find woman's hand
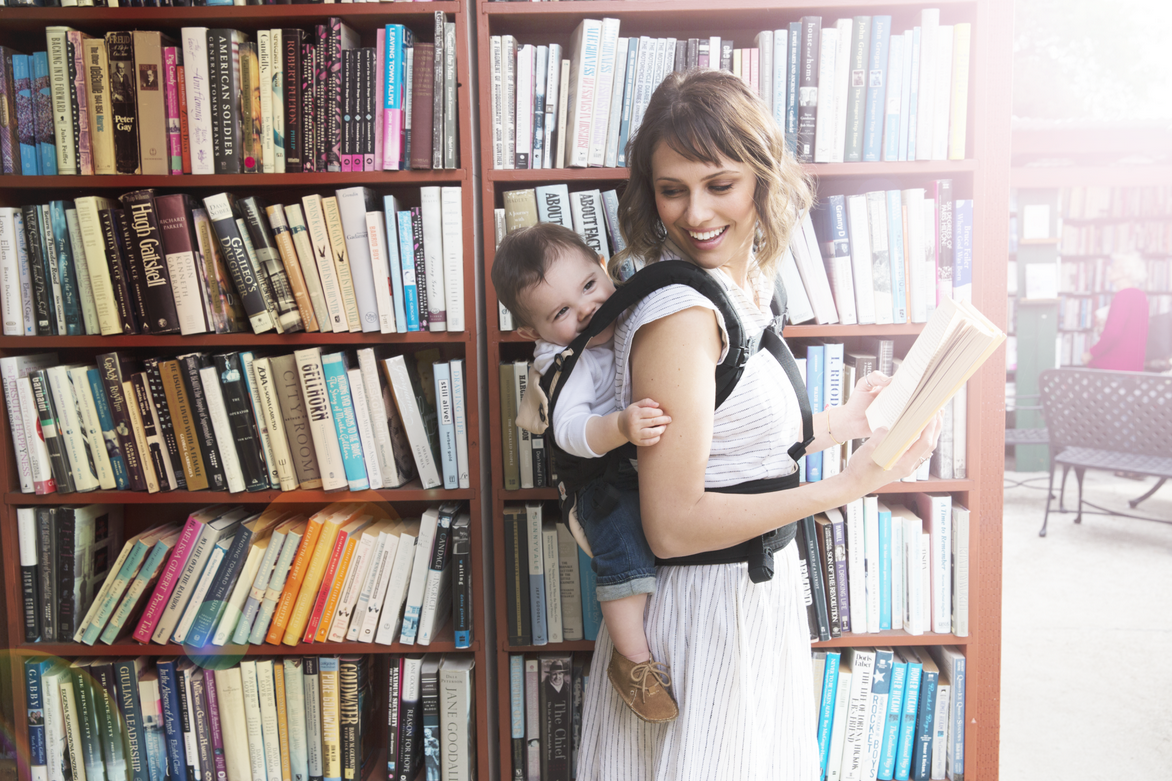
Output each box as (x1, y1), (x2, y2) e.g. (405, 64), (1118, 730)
(831, 371), (892, 441)
(842, 411), (944, 495)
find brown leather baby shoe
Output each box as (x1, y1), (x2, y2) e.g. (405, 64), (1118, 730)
(607, 648), (679, 723)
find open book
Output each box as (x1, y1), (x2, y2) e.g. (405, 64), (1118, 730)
(866, 297), (1005, 469)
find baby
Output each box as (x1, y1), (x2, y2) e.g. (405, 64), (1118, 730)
(492, 222), (678, 723)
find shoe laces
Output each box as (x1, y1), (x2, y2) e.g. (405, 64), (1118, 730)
(630, 660), (672, 702)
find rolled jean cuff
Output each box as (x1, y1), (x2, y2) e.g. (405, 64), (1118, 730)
(596, 575), (656, 603)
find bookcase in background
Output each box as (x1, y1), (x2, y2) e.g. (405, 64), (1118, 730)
(0, 5), (491, 781)
(478, 1), (1011, 779)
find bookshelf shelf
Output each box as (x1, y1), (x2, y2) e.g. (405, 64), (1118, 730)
(0, 3), (492, 781)
(479, 0), (1009, 778)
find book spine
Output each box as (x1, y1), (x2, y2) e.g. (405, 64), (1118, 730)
(321, 352), (368, 490)
(31, 52), (56, 175)
(321, 196), (362, 332)
(294, 347), (347, 492)
(202, 193), (276, 334)
(238, 196), (302, 333)
(251, 357), (297, 492)
(96, 208), (136, 333)
(103, 31), (139, 174)
(132, 371), (173, 491)
(325, 18), (345, 172)
(181, 28), (213, 175)
(202, 671), (228, 781)
(119, 190), (180, 333)
(283, 30), (302, 172)
(11, 209), (36, 335)
(345, 367), (384, 491)
(419, 187), (447, 331)
(20, 207), (50, 335)
(267, 204), (322, 332)
(41, 204), (66, 335)
(207, 30), (242, 174)
(46, 29), (77, 175)
(862, 17), (891, 162)
(30, 371), (75, 493)
(11, 54), (37, 175)
(18, 510), (40, 640)
(154, 194), (209, 335)
(62, 208), (98, 334)
(795, 17), (821, 162)
(334, 187), (380, 333)
(164, 47), (183, 174)
(396, 210), (420, 331)
(157, 661), (189, 781)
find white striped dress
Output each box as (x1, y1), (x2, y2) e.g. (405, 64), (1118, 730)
(575, 263), (821, 781)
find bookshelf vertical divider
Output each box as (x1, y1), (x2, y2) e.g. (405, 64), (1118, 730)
(0, 4), (492, 781)
(476, 1), (1010, 780)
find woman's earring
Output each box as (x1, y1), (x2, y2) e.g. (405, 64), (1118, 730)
(653, 218), (667, 241)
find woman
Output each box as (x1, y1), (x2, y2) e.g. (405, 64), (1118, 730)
(575, 70), (942, 780)
(1082, 252), (1149, 371)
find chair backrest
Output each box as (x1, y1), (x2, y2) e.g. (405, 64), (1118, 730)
(1147, 310), (1172, 360)
(1038, 368), (1172, 459)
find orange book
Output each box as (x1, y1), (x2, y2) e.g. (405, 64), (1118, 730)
(282, 506), (366, 646)
(273, 659), (292, 781)
(265, 509), (329, 645)
(308, 514), (374, 643)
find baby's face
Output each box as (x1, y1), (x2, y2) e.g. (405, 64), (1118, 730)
(519, 248), (616, 348)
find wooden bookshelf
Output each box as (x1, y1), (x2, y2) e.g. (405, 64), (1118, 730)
(477, 1), (1010, 780)
(0, 5), (490, 781)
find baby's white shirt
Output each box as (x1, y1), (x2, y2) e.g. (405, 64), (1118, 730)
(532, 338), (618, 459)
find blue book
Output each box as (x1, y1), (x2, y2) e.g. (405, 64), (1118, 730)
(817, 651), (840, 775)
(525, 503), (548, 646)
(155, 659), (188, 781)
(396, 210), (420, 331)
(13, 54), (38, 175)
(49, 201), (83, 335)
(32, 53), (56, 176)
(912, 654), (939, 781)
(509, 655), (525, 743)
(578, 546), (602, 642)
(805, 344), (825, 481)
(25, 659), (52, 781)
(878, 503), (892, 630)
(878, 658), (908, 779)
(616, 38), (640, 168)
(785, 22), (802, 153)
(187, 523), (258, 648)
(906, 28), (921, 161)
(886, 190), (907, 323)
(953, 200), (974, 303)
(87, 367), (131, 489)
(895, 656), (923, 780)
(321, 351), (369, 491)
(382, 198), (408, 332)
(432, 361), (458, 489)
(862, 16), (892, 162)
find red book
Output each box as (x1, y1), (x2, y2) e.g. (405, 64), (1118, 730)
(301, 526), (351, 643)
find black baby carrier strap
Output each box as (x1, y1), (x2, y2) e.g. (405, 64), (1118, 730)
(539, 260), (814, 583)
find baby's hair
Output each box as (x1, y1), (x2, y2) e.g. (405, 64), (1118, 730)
(492, 222), (601, 328)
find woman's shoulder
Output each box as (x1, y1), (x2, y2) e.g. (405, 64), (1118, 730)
(618, 284), (726, 340)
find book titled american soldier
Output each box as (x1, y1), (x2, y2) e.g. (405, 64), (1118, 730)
(119, 190), (180, 334)
(106, 32), (141, 175)
(207, 30), (244, 175)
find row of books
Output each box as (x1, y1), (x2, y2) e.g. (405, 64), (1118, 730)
(2, 347), (467, 496)
(1058, 221), (1172, 257)
(815, 645), (965, 781)
(793, 493), (969, 646)
(502, 503), (602, 648)
(1057, 331), (1092, 368)
(1062, 185), (1172, 221)
(24, 653), (476, 781)
(506, 653), (588, 781)
(18, 500), (473, 649)
(0, 16), (458, 176)
(0, 185), (465, 338)
(489, 10), (971, 171)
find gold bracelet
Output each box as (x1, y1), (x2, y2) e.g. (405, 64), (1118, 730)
(826, 410), (844, 446)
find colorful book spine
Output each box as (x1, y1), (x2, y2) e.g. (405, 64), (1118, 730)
(805, 344), (825, 481)
(26, 659), (52, 781)
(320, 352), (368, 491)
(817, 651), (841, 777)
(878, 658), (908, 780)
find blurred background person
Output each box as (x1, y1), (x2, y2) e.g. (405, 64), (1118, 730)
(1082, 252), (1150, 371)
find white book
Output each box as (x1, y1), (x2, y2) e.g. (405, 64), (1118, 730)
(440, 187), (464, 332)
(282, 659), (309, 781)
(419, 187), (448, 331)
(844, 498), (867, 635)
(373, 526), (417, 645)
(900, 30), (916, 162)
(791, 214), (838, 325)
(863, 650), (894, 781)
(182, 28), (215, 175)
(18, 377), (54, 494)
(922, 198), (937, 320)
(383, 354), (441, 489)
(67, 366), (116, 490)
(45, 29), (77, 175)
(12, 209), (35, 334)
(916, 492), (953, 634)
(214, 667), (253, 781)
(303, 660), (322, 781)
(588, 18), (622, 167)
(502, 36), (517, 170)
(825, 667), (853, 781)
(541, 521), (563, 644)
(921, 531), (932, 632)
(903, 188), (929, 323)
(380, 196), (408, 333)
(438, 657), (476, 781)
(358, 528), (403, 642)
(756, 30), (773, 113)
(172, 534), (232, 644)
(293, 347), (347, 492)
(47, 365), (99, 492)
(418, 508), (456, 645)
(555, 57), (570, 168)
(326, 527), (378, 642)
(240, 352), (279, 490)
(839, 647), (876, 781)
(199, 365), (247, 493)
(334, 187), (380, 332)
(888, 507), (904, 632)
(543, 44), (562, 170)
(915, 10), (939, 162)
(250, 357), (298, 492)
(364, 211), (396, 334)
(63, 209), (99, 334)
(843, 194), (876, 325)
(269, 204), (328, 329)
(813, 27), (839, 163)
(238, 661), (269, 781)
(882, 33), (905, 162)
(832, 20), (852, 163)
(42, 665), (69, 781)
(270, 28), (285, 173)
(356, 348), (407, 488)
(258, 30), (274, 173)
(954, 382), (967, 478)
(862, 495), (881, 633)
(489, 36), (504, 168)
(152, 511), (245, 644)
(212, 542), (265, 646)
(255, 660), (283, 781)
(932, 25), (954, 161)
(931, 682), (952, 780)
(398, 507), (441, 645)
(514, 44), (534, 169)
(346, 367), (385, 489)
(865, 191), (894, 325)
(778, 248), (815, 325)
(296, 198), (348, 333)
(902, 512), (924, 635)
(570, 189), (610, 259)
(949, 25), (971, 161)
(449, 359), (470, 489)
(603, 37), (627, 168)
(346, 529), (393, 641)
(565, 19), (604, 168)
(951, 503), (969, 637)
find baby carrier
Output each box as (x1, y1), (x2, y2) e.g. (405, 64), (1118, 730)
(516, 260), (814, 584)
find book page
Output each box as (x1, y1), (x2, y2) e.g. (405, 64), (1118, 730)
(866, 297), (960, 430)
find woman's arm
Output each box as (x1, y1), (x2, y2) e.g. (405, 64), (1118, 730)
(632, 307), (941, 559)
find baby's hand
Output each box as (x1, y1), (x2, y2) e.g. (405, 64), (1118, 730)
(618, 399), (671, 447)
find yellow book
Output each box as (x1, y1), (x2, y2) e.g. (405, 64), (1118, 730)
(266, 508), (331, 645)
(319, 657), (341, 781)
(282, 510), (354, 645)
(949, 24), (971, 161)
(273, 660), (293, 781)
(313, 515), (374, 643)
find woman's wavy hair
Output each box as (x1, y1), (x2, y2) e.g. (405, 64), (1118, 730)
(613, 69), (813, 281)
